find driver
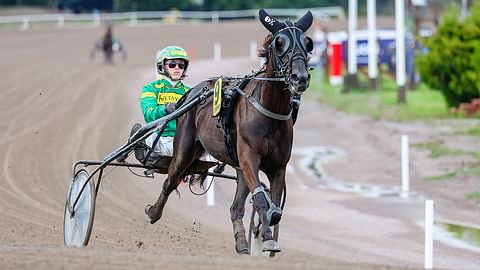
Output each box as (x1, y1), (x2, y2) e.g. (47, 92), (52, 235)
(128, 45), (191, 164)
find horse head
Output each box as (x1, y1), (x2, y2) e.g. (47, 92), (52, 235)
(259, 9), (314, 95)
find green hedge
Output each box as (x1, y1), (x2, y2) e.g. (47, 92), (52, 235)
(416, 5), (480, 108)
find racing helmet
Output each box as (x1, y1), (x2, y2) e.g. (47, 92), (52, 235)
(156, 46), (189, 80)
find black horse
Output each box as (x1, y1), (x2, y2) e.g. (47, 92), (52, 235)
(145, 9), (313, 254)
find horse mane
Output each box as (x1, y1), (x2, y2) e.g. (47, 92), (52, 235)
(258, 34), (272, 59)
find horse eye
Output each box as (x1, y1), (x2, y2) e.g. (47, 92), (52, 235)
(304, 37), (314, 53)
(275, 36), (285, 50)
(273, 34), (290, 55)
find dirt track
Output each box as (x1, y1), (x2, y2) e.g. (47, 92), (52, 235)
(0, 21), (479, 269)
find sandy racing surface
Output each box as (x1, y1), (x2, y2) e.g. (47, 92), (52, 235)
(0, 21), (479, 269)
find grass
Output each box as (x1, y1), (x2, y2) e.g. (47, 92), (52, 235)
(411, 141), (469, 158)
(463, 166), (480, 176)
(425, 166), (480, 181)
(410, 140), (480, 181)
(404, 138), (480, 181)
(466, 191), (480, 200)
(309, 69), (454, 121)
(456, 126), (480, 138)
(425, 171), (457, 181)
(412, 140), (480, 160)
(424, 166), (480, 181)
(424, 160), (480, 181)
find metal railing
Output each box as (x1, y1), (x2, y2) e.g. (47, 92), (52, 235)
(0, 7), (344, 30)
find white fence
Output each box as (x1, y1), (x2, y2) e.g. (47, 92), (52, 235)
(0, 7), (344, 30)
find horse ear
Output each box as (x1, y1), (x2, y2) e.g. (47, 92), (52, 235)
(295, 11), (313, 32)
(259, 9), (284, 34)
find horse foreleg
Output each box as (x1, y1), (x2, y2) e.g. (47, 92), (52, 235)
(251, 188), (281, 252)
(145, 176), (180, 224)
(251, 189), (272, 239)
(230, 169), (250, 254)
(239, 155), (280, 252)
(266, 168), (286, 226)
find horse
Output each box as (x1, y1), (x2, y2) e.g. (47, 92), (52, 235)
(90, 24), (127, 64)
(101, 25), (114, 63)
(144, 9), (313, 254)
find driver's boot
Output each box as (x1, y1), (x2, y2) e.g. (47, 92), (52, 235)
(130, 123), (146, 162)
(116, 123), (144, 162)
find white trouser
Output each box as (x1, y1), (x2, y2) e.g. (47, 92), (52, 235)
(145, 133), (217, 161)
(145, 134), (174, 156)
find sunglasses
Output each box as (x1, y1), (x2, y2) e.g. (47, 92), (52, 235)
(166, 61), (185, 69)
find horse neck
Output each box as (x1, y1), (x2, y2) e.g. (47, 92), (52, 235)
(257, 59), (291, 114)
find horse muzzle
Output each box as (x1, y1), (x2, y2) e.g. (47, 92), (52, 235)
(289, 60), (309, 95)
(289, 73), (309, 94)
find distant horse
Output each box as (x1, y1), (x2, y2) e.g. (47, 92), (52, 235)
(145, 9), (313, 254)
(90, 25), (127, 64)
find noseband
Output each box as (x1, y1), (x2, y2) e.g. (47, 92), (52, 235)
(269, 22), (311, 85)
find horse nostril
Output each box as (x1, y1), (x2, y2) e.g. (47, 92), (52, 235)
(297, 85), (306, 92)
(291, 74), (300, 82)
(300, 75), (308, 84)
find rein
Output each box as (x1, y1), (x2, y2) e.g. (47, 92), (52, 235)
(250, 77), (285, 82)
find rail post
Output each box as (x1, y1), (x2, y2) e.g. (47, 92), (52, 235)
(401, 135), (409, 198)
(206, 168), (215, 206)
(129, 13), (138, 26)
(424, 200), (434, 269)
(211, 12), (219, 24)
(57, 15), (65, 28)
(250, 40), (257, 61)
(20, 16), (29, 31)
(93, 12), (101, 27)
(214, 42), (222, 63)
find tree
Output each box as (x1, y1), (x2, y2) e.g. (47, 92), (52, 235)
(416, 3), (480, 108)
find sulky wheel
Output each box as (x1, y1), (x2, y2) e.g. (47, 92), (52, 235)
(63, 169), (96, 246)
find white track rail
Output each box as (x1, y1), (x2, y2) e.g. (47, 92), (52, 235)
(0, 7), (344, 29)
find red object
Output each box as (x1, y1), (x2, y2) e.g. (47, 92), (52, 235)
(330, 42), (343, 77)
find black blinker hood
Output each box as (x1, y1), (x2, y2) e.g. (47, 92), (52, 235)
(259, 9), (313, 34)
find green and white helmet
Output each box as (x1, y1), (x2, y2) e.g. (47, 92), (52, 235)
(156, 46), (189, 79)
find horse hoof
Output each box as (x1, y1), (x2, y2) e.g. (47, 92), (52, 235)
(269, 212), (282, 226)
(144, 205), (152, 215)
(262, 240), (281, 253)
(236, 247), (249, 255)
(235, 241), (249, 255)
(144, 205), (160, 224)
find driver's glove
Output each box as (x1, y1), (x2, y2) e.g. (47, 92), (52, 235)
(164, 103), (176, 114)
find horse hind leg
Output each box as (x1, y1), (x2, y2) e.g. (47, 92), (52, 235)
(230, 169), (250, 254)
(146, 118), (198, 224)
(145, 151), (195, 224)
(145, 175), (181, 224)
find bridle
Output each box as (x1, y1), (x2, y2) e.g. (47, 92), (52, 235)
(268, 21), (312, 86)
(227, 19), (313, 121)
